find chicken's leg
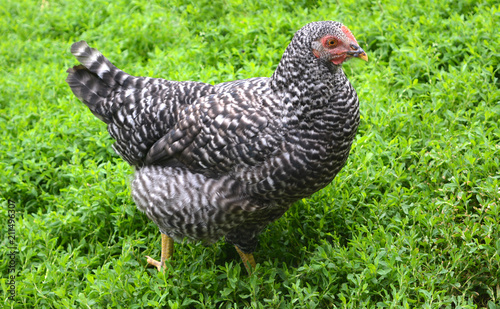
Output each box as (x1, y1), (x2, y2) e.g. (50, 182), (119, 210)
(146, 233), (173, 271)
(235, 246), (256, 275)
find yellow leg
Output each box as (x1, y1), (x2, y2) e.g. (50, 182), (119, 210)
(146, 233), (174, 271)
(235, 246), (256, 275)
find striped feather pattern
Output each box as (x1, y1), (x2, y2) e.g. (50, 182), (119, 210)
(66, 21), (363, 253)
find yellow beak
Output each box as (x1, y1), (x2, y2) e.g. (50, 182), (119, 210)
(358, 51), (368, 62)
(347, 46), (368, 62)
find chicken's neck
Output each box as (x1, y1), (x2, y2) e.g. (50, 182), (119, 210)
(271, 56), (359, 142)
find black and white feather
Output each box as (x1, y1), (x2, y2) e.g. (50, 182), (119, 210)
(66, 21), (362, 253)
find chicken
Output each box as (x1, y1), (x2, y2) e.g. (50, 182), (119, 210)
(66, 21), (368, 273)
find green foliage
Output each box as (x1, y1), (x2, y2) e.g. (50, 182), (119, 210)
(1, 0), (499, 307)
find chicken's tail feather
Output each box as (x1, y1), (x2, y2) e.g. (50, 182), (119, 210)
(66, 41), (130, 123)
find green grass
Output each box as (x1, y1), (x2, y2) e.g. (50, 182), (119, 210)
(1, 0), (499, 307)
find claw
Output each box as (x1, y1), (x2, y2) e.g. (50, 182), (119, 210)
(146, 255), (165, 272)
(235, 246), (256, 275)
(146, 234), (173, 272)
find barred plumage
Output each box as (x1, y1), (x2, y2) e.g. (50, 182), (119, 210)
(66, 21), (367, 269)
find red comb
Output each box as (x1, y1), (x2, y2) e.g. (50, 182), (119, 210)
(341, 25), (358, 44)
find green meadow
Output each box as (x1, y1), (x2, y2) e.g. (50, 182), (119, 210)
(0, 0), (499, 307)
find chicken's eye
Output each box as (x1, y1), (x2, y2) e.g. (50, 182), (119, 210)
(326, 38), (338, 48)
